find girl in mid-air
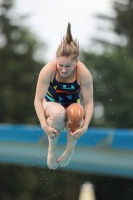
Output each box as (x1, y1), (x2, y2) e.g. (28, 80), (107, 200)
(34, 23), (93, 169)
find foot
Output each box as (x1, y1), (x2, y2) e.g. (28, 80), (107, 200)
(57, 150), (74, 167)
(47, 150), (58, 169)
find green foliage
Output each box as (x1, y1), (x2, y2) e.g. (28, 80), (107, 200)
(114, 0), (133, 52)
(81, 0), (133, 128)
(92, 0), (133, 52)
(0, 0), (46, 124)
(82, 49), (133, 128)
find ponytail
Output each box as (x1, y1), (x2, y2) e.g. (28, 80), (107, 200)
(65, 22), (73, 43)
(56, 22), (79, 60)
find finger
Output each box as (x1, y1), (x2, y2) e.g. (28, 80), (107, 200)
(52, 129), (58, 133)
(53, 130), (60, 135)
(70, 131), (77, 135)
(50, 132), (59, 138)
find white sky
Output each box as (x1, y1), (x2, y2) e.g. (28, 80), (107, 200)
(13, 0), (114, 62)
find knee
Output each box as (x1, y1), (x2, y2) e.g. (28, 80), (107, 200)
(66, 103), (84, 133)
(51, 107), (66, 122)
(67, 103), (84, 119)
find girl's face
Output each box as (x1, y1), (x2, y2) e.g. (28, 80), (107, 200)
(56, 56), (77, 77)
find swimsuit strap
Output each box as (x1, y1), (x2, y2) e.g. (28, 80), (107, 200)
(54, 65), (58, 78)
(75, 64), (78, 81)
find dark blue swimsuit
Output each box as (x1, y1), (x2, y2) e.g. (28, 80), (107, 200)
(45, 65), (81, 108)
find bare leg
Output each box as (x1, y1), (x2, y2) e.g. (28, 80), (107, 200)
(57, 103), (84, 167)
(43, 102), (66, 169)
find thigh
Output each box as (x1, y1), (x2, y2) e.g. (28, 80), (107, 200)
(43, 101), (66, 118)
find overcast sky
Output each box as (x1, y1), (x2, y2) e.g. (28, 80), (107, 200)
(13, 0), (114, 62)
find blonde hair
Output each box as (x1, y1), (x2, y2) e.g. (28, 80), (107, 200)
(56, 22), (79, 60)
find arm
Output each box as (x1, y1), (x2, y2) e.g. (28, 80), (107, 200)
(71, 62), (93, 139)
(34, 60), (55, 131)
(80, 68), (93, 131)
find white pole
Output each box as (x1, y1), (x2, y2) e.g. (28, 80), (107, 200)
(79, 182), (96, 200)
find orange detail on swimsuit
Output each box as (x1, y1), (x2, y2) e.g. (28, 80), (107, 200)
(56, 88), (80, 94)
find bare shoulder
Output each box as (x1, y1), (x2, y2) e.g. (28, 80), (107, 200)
(77, 61), (93, 84)
(39, 59), (57, 81)
(40, 59), (57, 74)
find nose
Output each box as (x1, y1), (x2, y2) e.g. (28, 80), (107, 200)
(62, 67), (67, 72)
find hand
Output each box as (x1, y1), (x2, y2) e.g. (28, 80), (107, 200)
(42, 124), (60, 139)
(70, 127), (87, 140)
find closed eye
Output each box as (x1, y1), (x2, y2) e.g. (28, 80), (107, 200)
(59, 64), (63, 67)
(66, 65), (71, 68)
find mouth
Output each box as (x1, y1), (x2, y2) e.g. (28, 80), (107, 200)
(61, 72), (67, 76)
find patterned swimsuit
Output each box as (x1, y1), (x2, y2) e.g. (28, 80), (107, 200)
(45, 65), (81, 108)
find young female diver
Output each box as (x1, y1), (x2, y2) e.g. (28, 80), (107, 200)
(34, 22), (93, 169)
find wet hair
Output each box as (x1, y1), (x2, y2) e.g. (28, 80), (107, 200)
(56, 22), (79, 61)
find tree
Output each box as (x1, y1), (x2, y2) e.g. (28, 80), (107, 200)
(81, 0), (133, 128)
(0, 0), (46, 124)
(82, 49), (133, 128)
(91, 0), (133, 53)
(113, 0), (133, 53)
